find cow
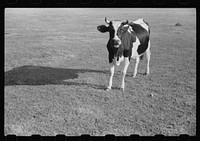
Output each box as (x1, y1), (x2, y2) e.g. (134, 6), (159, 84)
(97, 17), (151, 91)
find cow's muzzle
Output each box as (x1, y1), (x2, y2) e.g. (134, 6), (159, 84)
(113, 39), (121, 48)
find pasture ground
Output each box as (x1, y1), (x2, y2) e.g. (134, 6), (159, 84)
(4, 8), (196, 136)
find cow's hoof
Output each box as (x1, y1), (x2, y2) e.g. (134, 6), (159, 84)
(132, 74), (136, 78)
(144, 73), (149, 76)
(105, 88), (111, 91)
(119, 88), (125, 91)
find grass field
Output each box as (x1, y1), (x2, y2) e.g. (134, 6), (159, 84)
(4, 8), (196, 136)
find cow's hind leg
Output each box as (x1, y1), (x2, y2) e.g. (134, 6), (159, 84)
(120, 57), (130, 91)
(144, 41), (151, 75)
(132, 57), (140, 77)
(106, 63), (115, 91)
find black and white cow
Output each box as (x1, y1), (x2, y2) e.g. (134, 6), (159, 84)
(97, 17), (151, 91)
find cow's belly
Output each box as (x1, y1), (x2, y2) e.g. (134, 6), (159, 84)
(131, 37), (140, 59)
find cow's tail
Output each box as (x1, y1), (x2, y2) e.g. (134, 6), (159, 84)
(140, 54), (144, 60)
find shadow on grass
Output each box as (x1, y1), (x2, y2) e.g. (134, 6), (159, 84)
(5, 65), (107, 89)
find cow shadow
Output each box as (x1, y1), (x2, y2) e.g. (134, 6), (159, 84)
(4, 65), (107, 89)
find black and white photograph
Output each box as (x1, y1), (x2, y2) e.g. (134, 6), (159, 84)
(4, 8), (196, 136)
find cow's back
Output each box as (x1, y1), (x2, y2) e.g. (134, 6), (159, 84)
(129, 21), (150, 55)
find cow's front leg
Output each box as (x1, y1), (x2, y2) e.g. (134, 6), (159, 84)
(120, 57), (130, 91)
(106, 63), (115, 91)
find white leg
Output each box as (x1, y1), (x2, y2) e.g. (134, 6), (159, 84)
(107, 63), (115, 90)
(132, 57), (140, 77)
(145, 42), (151, 75)
(120, 57), (130, 91)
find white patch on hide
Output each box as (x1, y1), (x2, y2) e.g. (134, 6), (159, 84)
(131, 37), (141, 59)
(127, 26), (133, 33)
(112, 21), (123, 41)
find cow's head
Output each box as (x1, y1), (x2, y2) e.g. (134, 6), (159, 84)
(97, 17), (129, 48)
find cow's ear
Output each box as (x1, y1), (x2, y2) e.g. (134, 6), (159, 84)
(97, 25), (109, 33)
